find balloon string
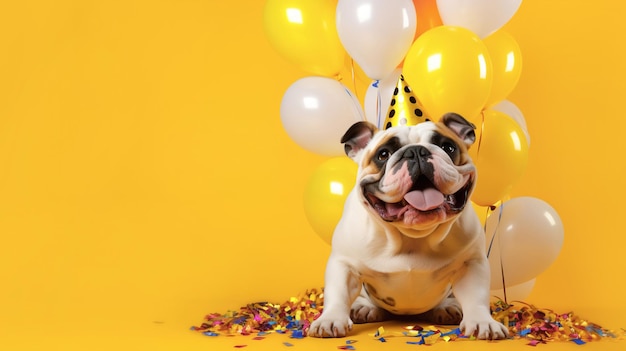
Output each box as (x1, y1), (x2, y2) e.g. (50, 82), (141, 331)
(476, 111), (486, 157)
(485, 206), (497, 258)
(338, 60), (366, 122)
(376, 85), (382, 128)
(486, 202), (508, 303)
(499, 251), (508, 303)
(349, 59), (362, 121)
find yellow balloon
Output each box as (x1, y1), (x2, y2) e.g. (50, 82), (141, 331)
(483, 31), (522, 107)
(469, 110), (528, 206)
(303, 157), (357, 245)
(263, 0), (346, 77)
(402, 26), (493, 124)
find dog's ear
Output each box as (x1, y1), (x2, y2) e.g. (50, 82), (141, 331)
(341, 121), (377, 161)
(440, 113), (476, 147)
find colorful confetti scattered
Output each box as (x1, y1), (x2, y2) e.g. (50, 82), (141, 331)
(190, 289), (324, 337)
(491, 299), (625, 344)
(372, 324), (464, 345)
(191, 288), (625, 346)
(338, 339), (357, 350)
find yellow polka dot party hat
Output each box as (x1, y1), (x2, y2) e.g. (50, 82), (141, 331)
(384, 75), (430, 129)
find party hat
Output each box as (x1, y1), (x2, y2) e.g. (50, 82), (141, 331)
(384, 75), (430, 130)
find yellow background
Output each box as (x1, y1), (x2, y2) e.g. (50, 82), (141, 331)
(1, 1), (625, 350)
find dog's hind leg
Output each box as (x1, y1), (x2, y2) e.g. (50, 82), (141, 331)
(350, 288), (390, 324)
(418, 296), (463, 325)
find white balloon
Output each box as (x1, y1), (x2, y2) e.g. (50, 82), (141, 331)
(491, 100), (530, 145)
(490, 278), (535, 302)
(364, 69), (402, 128)
(280, 77), (365, 156)
(336, 0), (417, 80)
(436, 0), (522, 38)
(485, 197), (564, 288)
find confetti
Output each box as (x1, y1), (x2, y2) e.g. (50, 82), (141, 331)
(491, 299), (626, 345)
(370, 326), (386, 337)
(191, 289), (324, 337)
(191, 288), (625, 346)
(291, 330), (305, 339)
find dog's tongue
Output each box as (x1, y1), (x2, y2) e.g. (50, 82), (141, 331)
(404, 188), (445, 211)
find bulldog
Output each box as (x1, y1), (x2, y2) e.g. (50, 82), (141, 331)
(308, 113), (508, 339)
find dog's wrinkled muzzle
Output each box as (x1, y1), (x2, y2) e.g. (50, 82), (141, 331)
(362, 144), (473, 223)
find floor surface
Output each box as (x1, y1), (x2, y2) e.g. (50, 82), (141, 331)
(4, 317), (623, 351)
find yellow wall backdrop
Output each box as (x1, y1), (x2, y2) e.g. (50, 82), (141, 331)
(1, 1), (625, 350)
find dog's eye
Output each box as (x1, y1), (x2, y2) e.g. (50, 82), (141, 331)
(440, 142), (456, 157)
(376, 149), (391, 162)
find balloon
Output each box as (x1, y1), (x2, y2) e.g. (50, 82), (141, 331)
(436, 0), (522, 38)
(280, 77), (365, 156)
(492, 99), (530, 145)
(336, 0), (417, 79)
(364, 69), (402, 127)
(402, 26), (493, 123)
(303, 157), (358, 244)
(263, 0), (346, 77)
(469, 109), (528, 206)
(483, 31), (523, 107)
(490, 279), (535, 302)
(412, 0), (443, 39)
(485, 197), (564, 288)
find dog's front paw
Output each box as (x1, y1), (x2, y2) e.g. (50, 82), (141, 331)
(309, 313), (353, 338)
(460, 315), (509, 340)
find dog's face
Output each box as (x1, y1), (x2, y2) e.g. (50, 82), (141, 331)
(342, 113), (477, 236)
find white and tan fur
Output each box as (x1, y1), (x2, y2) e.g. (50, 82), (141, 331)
(309, 113), (508, 339)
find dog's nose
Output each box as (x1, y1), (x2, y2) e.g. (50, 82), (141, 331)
(402, 145), (430, 160)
